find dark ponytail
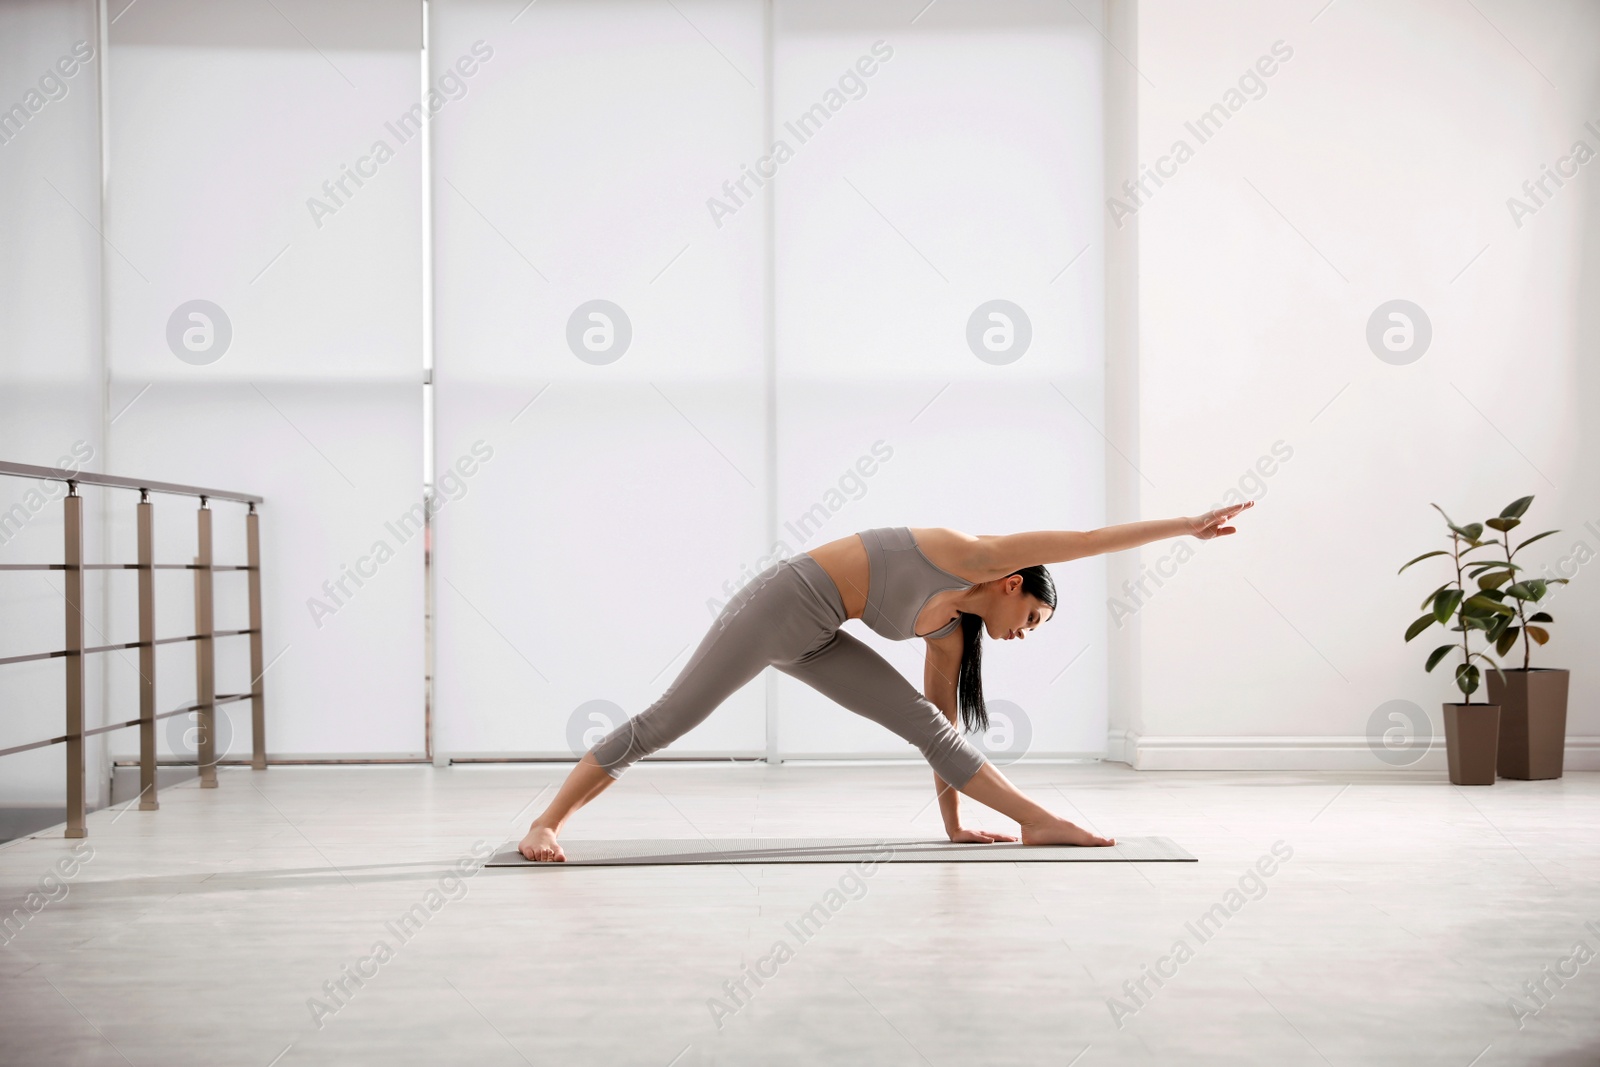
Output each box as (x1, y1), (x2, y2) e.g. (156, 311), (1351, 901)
(955, 565), (1057, 734)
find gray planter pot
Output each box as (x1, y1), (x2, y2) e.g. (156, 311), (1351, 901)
(1443, 703), (1500, 786)
(1487, 667), (1570, 780)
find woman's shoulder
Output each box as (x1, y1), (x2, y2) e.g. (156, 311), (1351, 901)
(906, 527), (985, 582)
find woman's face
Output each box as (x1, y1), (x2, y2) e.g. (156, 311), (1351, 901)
(986, 577), (1052, 641)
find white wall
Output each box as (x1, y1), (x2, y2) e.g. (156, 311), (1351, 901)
(1121, 0), (1600, 768)
(0, 0), (109, 816)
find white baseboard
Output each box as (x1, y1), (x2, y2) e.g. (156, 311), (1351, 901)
(434, 751), (1108, 765)
(1105, 731), (1600, 772)
(115, 740), (1599, 774)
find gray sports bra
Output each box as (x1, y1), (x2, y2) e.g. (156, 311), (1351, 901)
(857, 527), (974, 641)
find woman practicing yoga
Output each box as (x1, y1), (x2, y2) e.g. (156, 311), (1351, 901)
(519, 503), (1252, 861)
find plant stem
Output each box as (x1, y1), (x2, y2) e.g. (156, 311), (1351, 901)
(1454, 530), (1472, 704)
(1499, 530), (1530, 670)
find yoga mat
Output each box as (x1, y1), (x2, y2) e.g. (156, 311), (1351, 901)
(486, 836), (1195, 867)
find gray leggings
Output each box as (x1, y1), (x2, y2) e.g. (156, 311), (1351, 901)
(588, 553), (989, 789)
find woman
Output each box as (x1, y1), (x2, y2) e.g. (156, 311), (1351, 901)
(519, 502), (1252, 861)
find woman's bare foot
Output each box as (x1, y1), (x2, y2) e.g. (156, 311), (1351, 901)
(1020, 815), (1115, 847)
(518, 824), (566, 862)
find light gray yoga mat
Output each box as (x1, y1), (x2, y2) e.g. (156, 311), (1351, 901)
(486, 836), (1195, 866)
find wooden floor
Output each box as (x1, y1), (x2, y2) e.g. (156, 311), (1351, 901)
(2, 761), (1598, 1065)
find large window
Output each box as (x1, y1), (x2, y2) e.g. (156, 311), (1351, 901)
(430, 0), (1107, 762)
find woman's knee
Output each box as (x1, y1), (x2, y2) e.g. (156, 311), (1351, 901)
(924, 728), (987, 789)
(587, 721), (641, 776)
(942, 745), (989, 790)
(587, 698), (695, 775)
(896, 699), (987, 788)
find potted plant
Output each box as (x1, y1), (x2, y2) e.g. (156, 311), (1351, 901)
(1474, 496), (1571, 779)
(1399, 504), (1510, 785)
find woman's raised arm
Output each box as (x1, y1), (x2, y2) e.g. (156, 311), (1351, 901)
(970, 502), (1253, 579)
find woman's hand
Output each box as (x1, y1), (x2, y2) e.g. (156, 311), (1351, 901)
(1187, 500), (1254, 540)
(947, 827), (1019, 844)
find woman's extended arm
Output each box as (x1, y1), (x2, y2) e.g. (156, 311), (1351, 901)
(970, 502), (1252, 580)
(923, 630), (1016, 844)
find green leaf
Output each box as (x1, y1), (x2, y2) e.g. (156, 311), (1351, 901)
(1405, 613), (1438, 642)
(1419, 582), (1453, 610)
(1463, 595), (1515, 617)
(1435, 507), (1484, 542)
(1424, 644), (1455, 672)
(1455, 662), (1481, 697)
(1528, 612), (1553, 623)
(1476, 571), (1513, 591)
(1463, 615), (1492, 631)
(1432, 589), (1464, 624)
(1487, 614), (1513, 641)
(1527, 625), (1550, 645)
(1495, 626), (1520, 657)
(1467, 652), (1508, 688)
(1514, 530), (1559, 554)
(1485, 516), (1522, 532)
(1526, 579), (1549, 601)
(1500, 496), (1534, 520)
(1461, 523), (1485, 541)
(1505, 582), (1534, 600)
(1399, 550), (1450, 574)
(1465, 598), (1510, 620)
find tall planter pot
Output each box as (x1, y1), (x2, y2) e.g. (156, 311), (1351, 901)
(1487, 668), (1570, 780)
(1443, 703), (1500, 785)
